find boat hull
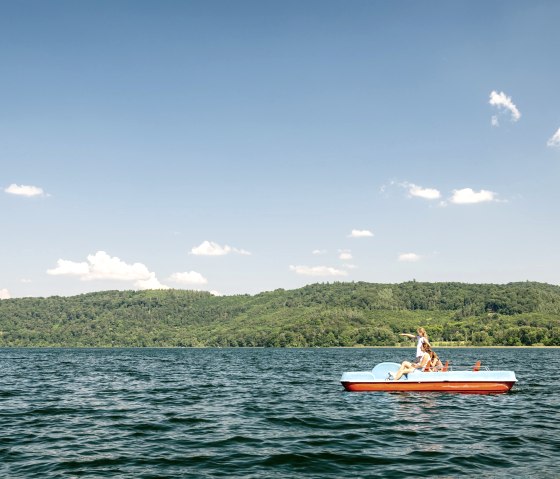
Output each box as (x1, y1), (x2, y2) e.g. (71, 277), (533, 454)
(341, 380), (516, 394)
(341, 362), (517, 394)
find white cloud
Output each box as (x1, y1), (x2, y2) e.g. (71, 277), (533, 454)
(169, 271), (208, 285)
(47, 251), (169, 290)
(408, 183), (441, 200)
(489, 90), (521, 123)
(349, 229), (374, 238)
(289, 265), (348, 277)
(83, 251), (153, 281)
(398, 253), (421, 262)
(20, 278), (32, 284)
(47, 259), (90, 277)
(338, 250), (353, 260)
(312, 249), (327, 255)
(5, 183), (46, 197)
(191, 241), (230, 256)
(387, 180), (499, 206)
(491, 115), (499, 127)
(135, 273), (169, 290)
(190, 240), (251, 256)
(547, 128), (560, 148)
(450, 188), (497, 204)
(398, 182), (441, 200)
(0, 288), (11, 300)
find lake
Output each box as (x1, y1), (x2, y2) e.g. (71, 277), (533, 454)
(0, 347), (558, 478)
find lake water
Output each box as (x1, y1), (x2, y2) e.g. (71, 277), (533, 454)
(0, 348), (558, 478)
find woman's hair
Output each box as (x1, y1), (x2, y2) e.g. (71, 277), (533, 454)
(417, 327), (427, 338)
(422, 342), (432, 353)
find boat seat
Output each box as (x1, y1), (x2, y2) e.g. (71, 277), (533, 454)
(473, 360), (481, 372)
(442, 360), (449, 372)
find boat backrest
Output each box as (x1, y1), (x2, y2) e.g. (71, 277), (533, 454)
(473, 360), (481, 372)
(442, 360), (449, 372)
(371, 362), (401, 379)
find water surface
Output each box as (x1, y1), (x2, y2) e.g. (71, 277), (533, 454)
(0, 348), (558, 478)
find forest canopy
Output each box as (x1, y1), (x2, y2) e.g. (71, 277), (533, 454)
(0, 281), (559, 347)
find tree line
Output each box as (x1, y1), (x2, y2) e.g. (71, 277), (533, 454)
(0, 281), (559, 347)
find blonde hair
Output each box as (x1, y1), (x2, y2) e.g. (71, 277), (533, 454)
(417, 327), (427, 338)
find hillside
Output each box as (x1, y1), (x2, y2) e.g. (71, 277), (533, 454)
(0, 281), (559, 347)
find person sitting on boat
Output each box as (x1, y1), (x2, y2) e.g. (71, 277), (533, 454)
(389, 342), (432, 380)
(399, 327), (430, 364)
(426, 348), (444, 372)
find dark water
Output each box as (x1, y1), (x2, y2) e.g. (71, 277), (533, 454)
(0, 348), (558, 478)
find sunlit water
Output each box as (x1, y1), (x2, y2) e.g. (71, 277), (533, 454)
(0, 348), (558, 478)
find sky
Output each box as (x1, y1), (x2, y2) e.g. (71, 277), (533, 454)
(1, 0), (559, 299)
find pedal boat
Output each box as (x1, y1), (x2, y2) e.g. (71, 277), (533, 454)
(341, 362), (517, 394)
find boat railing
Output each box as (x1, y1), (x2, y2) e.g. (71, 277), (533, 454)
(443, 364), (490, 372)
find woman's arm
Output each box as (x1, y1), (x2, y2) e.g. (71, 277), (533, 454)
(399, 333), (415, 339)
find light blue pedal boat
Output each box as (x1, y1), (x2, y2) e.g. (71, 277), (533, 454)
(341, 362), (517, 394)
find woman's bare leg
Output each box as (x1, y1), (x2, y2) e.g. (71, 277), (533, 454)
(393, 361), (413, 380)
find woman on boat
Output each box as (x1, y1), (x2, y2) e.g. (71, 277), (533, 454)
(390, 343), (431, 380)
(400, 327), (430, 364)
(426, 348), (444, 372)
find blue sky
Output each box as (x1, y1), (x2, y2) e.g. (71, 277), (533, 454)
(1, 0), (559, 299)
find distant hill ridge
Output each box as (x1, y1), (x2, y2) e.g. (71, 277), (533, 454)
(1, 281), (559, 347)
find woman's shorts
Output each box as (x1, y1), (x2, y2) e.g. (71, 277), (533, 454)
(412, 355), (423, 364)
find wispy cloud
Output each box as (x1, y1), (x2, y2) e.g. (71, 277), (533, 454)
(450, 188), (497, 204)
(0, 288), (11, 300)
(289, 265), (348, 277)
(489, 90), (521, 124)
(312, 249), (327, 255)
(547, 128), (560, 148)
(190, 240), (251, 256)
(348, 229), (374, 238)
(398, 253), (421, 262)
(4, 183), (47, 197)
(338, 250), (353, 260)
(169, 271), (208, 285)
(47, 251), (169, 290)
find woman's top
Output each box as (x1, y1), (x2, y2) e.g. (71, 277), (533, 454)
(415, 335), (427, 358)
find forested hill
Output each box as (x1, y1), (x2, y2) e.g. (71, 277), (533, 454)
(1, 281), (559, 347)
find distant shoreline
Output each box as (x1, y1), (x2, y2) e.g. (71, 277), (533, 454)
(2, 283), (559, 348)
